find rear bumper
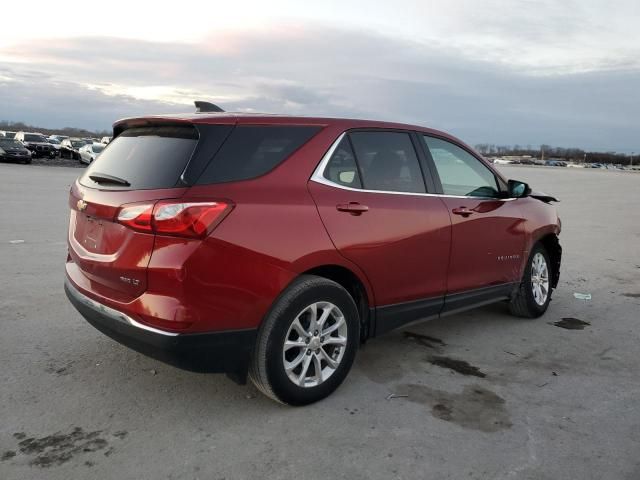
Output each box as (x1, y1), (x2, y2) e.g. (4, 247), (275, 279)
(64, 278), (257, 382)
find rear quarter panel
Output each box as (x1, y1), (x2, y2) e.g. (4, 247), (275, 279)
(176, 124), (374, 332)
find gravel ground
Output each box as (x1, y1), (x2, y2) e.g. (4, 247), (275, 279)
(30, 156), (85, 168)
(0, 163), (638, 480)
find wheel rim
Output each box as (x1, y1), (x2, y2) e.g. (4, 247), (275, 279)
(282, 301), (348, 388)
(531, 252), (550, 306)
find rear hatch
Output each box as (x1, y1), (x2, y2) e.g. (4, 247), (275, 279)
(68, 123), (207, 299)
(67, 118), (322, 302)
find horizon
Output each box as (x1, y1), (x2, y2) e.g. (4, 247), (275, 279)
(0, 117), (634, 156)
(1, 0), (638, 154)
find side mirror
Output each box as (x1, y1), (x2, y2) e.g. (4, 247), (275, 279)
(508, 179), (531, 198)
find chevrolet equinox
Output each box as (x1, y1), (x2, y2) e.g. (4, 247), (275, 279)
(65, 109), (561, 405)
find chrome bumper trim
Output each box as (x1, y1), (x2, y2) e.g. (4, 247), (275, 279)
(65, 279), (179, 337)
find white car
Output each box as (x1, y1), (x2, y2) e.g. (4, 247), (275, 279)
(78, 143), (105, 165)
(100, 136), (112, 144)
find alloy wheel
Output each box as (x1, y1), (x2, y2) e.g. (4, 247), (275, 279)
(282, 301), (348, 388)
(531, 252), (550, 306)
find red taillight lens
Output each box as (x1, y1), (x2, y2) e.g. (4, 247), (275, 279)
(116, 201), (232, 238)
(153, 201), (231, 237)
(116, 203), (154, 233)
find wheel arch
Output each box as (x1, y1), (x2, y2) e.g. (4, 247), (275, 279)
(537, 233), (562, 289)
(301, 264), (374, 342)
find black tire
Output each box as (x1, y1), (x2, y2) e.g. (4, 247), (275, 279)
(249, 275), (360, 406)
(509, 243), (553, 318)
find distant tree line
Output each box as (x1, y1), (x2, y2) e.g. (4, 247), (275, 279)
(473, 143), (635, 166)
(0, 120), (110, 139)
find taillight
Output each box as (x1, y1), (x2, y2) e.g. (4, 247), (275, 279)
(116, 201), (232, 238)
(117, 203), (154, 233)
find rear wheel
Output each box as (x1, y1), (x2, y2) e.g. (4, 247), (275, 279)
(509, 243), (552, 317)
(249, 275), (359, 405)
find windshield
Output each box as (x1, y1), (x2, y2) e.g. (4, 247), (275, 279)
(71, 140), (85, 148)
(48, 138), (61, 145)
(24, 134), (47, 142)
(0, 139), (22, 148)
(92, 144), (105, 153)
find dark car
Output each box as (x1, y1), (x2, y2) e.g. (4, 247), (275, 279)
(65, 110), (562, 405)
(0, 137), (32, 164)
(60, 138), (90, 160)
(14, 131), (56, 158)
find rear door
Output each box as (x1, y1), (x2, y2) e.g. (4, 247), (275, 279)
(308, 130), (452, 333)
(67, 124), (225, 299)
(419, 135), (526, 299)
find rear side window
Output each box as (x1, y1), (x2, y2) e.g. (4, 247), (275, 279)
(323, 136), (362, 188)
(196, 126), (321, 184)
(81, 126), (198, 190)
(349, 132), (426, 193)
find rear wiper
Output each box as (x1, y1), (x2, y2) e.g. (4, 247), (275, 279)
(88, 173), (131, 187)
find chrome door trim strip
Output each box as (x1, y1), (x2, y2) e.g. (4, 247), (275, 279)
(309, 132), (517, 201)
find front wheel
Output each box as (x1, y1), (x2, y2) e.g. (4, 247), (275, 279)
(509, 243), (553, 317)
(249, 275), (359, 405)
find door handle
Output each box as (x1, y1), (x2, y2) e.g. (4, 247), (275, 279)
(452, 206), (474, 217)
(336, 202), (369, 215)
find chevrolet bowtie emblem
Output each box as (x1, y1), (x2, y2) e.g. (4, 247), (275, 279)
(77, 199), (88, 211)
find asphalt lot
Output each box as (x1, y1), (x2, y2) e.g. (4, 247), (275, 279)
(1, 163), (639, 479)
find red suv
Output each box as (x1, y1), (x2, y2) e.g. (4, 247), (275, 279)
(65, 111), (561, 405)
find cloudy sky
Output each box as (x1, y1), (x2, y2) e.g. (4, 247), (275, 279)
(1, 0), (638, 152)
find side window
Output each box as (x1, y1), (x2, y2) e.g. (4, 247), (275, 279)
(323, 136), (362, 188)
(197, 126), (321, 184)
(423, 136), (499, 197)
(349, 132), (425, 193)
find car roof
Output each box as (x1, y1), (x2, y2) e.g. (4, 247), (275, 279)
(112, 112), (470, 148)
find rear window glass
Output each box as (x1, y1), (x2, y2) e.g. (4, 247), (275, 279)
(80, 126), (198, 190)
(24, 134), (47, 142)
(349, 131), (426, 193)
(323, 136), (362, 188)
(196, 126), (321, 184)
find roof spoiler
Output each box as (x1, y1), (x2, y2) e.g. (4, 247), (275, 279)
(194, 101), (225, 113)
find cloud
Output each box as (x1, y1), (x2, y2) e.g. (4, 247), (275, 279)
(0, 23), (638, 151)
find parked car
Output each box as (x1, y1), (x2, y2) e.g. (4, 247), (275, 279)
(0, 137), (32, 164)
(65, 112), (562, 405)
(60, 138), (89, 159)
(14, 131), (57, 158)
(493, 158), (513, 165)
(100, 136), (112, 144)
(0, 130), (17, 138)
(49, 135), (70, 142)
(78, 143), (105, 165)
(47, 137), (62, 154)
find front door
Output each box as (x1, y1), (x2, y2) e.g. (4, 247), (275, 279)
(420, 135), (526, 299)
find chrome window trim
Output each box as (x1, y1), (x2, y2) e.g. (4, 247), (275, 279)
(65, 279), (179, 337)
(310, 132), (516, 201)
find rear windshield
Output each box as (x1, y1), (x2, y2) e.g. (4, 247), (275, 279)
(196, 125), (321, 184)
(0, 139), (22, 148)
(24, 134), (47, 142)
(80, 126), (198, 190)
